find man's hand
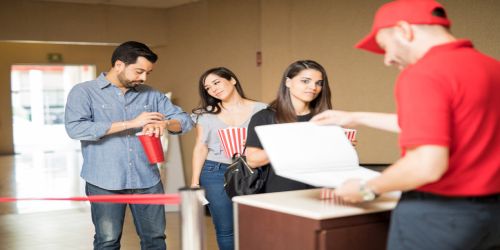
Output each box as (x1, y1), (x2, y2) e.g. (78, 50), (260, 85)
(311, 110), (357, 127)
(129, 112), (164, 129)
(142, 120), (169, 137)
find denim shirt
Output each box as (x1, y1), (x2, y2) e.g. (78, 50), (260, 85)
(64, 73), (193, 190)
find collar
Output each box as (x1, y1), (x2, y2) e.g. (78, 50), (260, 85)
(423, 39), (474, 58)
(96, 72), (111, 89)
(96, 72), (139, 92)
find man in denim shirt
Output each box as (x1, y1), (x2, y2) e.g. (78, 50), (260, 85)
(65, 41), (193, 250)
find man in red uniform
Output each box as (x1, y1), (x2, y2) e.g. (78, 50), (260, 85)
(312, 0), (500, 249)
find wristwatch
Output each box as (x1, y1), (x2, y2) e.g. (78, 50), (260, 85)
(359, 181), (379, 202)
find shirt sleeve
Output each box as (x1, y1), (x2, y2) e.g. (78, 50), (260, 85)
(246, 109), (273, 149)
(396, 69), (452, 148)
(64, 85), (111, 141)
(157, 93), (194, 135)
(194, 113), (210, 144)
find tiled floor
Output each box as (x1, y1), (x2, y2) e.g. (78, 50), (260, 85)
(0, 151), (217, 250)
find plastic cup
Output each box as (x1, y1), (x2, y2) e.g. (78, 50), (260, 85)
(137, 133), (165, 164)
(343, 128), (357, 142)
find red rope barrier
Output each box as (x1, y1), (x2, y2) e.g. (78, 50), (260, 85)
(0, 194), (181, 205)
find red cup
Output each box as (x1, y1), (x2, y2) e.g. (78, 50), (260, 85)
(137, 133), (165, 164)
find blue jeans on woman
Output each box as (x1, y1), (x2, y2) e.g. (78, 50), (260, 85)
(85, 181), (166, 250)
(200, 160), (234, 250)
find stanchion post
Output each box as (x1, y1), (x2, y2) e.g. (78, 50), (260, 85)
(179, 187), (206, 250)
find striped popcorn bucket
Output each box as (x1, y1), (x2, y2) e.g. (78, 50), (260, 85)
(343, 128), (357, 142)
(217, 127), (247, 159)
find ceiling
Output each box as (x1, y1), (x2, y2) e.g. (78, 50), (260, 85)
(33, 0), (200, 9)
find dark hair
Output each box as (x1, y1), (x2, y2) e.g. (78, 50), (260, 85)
(192, 67), (247, 115)
(269, 60), (332, 123)
(111, 41), (158, 67)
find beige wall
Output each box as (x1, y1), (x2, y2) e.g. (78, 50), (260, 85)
(0, 0), (168, 45)
(0, 0), (498, 183)
(261, 0), (400, 164)
(158, 0), (262, 182)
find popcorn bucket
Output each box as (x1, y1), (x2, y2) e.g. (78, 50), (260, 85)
(343, 128), (357, 142)
(136, 133), (165, 164)
(217, 127), (247, 159)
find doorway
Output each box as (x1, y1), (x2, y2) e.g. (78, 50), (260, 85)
(10, 64), (96, 154)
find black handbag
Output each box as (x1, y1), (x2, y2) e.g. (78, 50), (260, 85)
(224, 148), (268, 198)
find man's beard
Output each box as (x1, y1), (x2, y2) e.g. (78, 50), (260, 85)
(117, 72), (143, 88)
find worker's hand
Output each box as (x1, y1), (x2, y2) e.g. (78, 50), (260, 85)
(311, 110), (357, 127)
(334, 179), (364, 203)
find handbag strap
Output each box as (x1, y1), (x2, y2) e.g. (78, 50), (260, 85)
(232, 146), (247, 160)
(260, 164), (270, 180)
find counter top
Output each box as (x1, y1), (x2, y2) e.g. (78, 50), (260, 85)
(232, 189), (399, 220)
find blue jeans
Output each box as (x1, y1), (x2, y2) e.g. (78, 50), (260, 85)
(388, 191), (500, 250)
(200, 160), (234, 250)
(85, 182), (166, 250)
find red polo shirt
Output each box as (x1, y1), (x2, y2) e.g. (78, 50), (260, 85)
(396, 40), (500, 196)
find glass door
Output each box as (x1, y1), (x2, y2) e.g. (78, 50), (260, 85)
(10, 65), (96, 154)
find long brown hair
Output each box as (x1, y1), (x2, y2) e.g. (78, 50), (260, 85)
(269, 60), (332, 123)
(192, 67), (247, 115)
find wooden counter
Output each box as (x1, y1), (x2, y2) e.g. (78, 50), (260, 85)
(232, 189), (399, 250)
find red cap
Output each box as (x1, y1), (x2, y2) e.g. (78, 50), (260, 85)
(355, 0), (451, 54)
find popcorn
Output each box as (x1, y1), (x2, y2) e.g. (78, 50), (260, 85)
(218, 127), (247, 158)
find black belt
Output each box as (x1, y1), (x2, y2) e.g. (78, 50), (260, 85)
(401, 191), (500, 203)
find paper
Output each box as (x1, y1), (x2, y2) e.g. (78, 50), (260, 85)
(254, 122), (379, 188)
